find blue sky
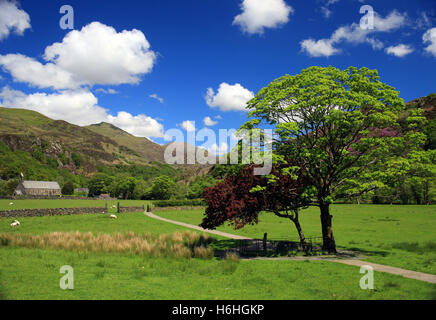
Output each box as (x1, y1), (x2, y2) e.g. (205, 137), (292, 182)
(0, 0), (435, 154)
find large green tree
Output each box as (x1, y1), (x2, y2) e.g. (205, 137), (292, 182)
(240, 66), (425, 252)
(147, 175), (176, 200)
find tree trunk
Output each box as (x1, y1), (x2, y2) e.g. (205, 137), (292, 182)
(290, 217), (306, 245)
(289, 212), (308, 253)
(320, 203), (336, 253)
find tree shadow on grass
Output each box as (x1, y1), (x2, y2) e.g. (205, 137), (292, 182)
(209, 239), (240, 251)
(338, 246), (391, 257)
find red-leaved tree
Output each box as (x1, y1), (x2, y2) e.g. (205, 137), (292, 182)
(201, 164), (313, 246)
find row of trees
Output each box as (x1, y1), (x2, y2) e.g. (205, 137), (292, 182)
(201, 66), (434, 253)
(86, 172), (216, 200)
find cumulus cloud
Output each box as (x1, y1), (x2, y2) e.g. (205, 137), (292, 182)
(205, 83), (254, 112)
(179, 120), (196, 132)
(208, 142), (229, 156)
(0, 54), (79, 89)
(385, 44), (414, 57)
(0, 0), (31, 41)
(423, 28), (436, 58)
(149, 93), (164, 103)
(300, 39), (339, 57)
(0, 22), (157, 89)
(233, 0), (293, 34)
(106, 112), (164, 138)
(0, 86), (165, 138)
(203, 116), (218, 126)
(301, 10), (407, 57)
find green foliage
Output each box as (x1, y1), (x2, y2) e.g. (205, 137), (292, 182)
(425, 118), (436, 150)
(145, 176), (176, 200)
(0, 141), (79, 183)
(133, 179), (148, 200)
(88, 173), (113, 197)
(187, 175), (217, 199)
(31, 147), (43, 162)
(61, 181), (74, 195)
(211, 163), (245, 179)
(71, 153), (81, 168)
(0, 180), (8, 196)
(241, 66), (426, 203)
(239, 66), (428, 251)
(97, 162), (180, 182)
(58, 152), (68, 165)
(112, 176), (136, 199)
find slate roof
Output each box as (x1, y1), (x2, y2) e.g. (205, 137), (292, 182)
(21, 181), (61, 190)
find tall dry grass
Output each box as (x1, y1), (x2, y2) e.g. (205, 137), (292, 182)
(0, 230), (213, 259)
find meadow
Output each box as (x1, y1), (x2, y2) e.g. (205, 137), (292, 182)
(0, 200), (435, 300)
(156, 205), (436, 275)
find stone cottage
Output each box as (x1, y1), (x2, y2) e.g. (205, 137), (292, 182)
(14, 180), (62, 196)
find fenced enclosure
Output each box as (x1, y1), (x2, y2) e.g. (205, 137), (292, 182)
(224, 234), (324, 257)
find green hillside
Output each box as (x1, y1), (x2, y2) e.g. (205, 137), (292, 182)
(0, 107), (171, 175)
(86, 122), (165, 163)
(0, 107), (184, 192)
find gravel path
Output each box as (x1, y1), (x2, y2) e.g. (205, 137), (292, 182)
(145, 211), (436, 284)
(144, 211), (251, 240)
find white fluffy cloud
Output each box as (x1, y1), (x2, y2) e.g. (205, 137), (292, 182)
(0, 0), (31, 41)
(301, 10), (407, 57)
(300, 39), (339, 57)
(423, 28), (436, 58)
(0, 54), (80, 89)
(0, 86), (165, 138)
(106, 111), (164, 138)
(203, 116), (218, 126)
(0, 22), (157, 89)
(208, 142), (229, 156)
(385, 44), (414, 57)
(206, 83), (254, 112)
(233, 0), (293, 34)
(179, 120), (196, 132)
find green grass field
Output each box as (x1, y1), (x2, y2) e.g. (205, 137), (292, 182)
(0, 200), (435, 300)
(0, 199), (150, 211)
(156, 205), (436, 275)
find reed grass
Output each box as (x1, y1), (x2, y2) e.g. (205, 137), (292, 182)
(0, 230), (213, 259)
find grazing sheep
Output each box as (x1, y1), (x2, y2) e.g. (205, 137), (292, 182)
(9, 202), (13, 206)
(10, 220), (20, 227)
(111, 205), (116, 209)
(110, 214), (117, 219)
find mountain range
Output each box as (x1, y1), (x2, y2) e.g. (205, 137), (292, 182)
(0, 93), (434, 180)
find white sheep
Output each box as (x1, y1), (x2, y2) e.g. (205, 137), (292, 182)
(9, 202), (13, 206)
(111, 205), (116, 209)
(10, 220), (20, 227)
(110, 214), (117, 219)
